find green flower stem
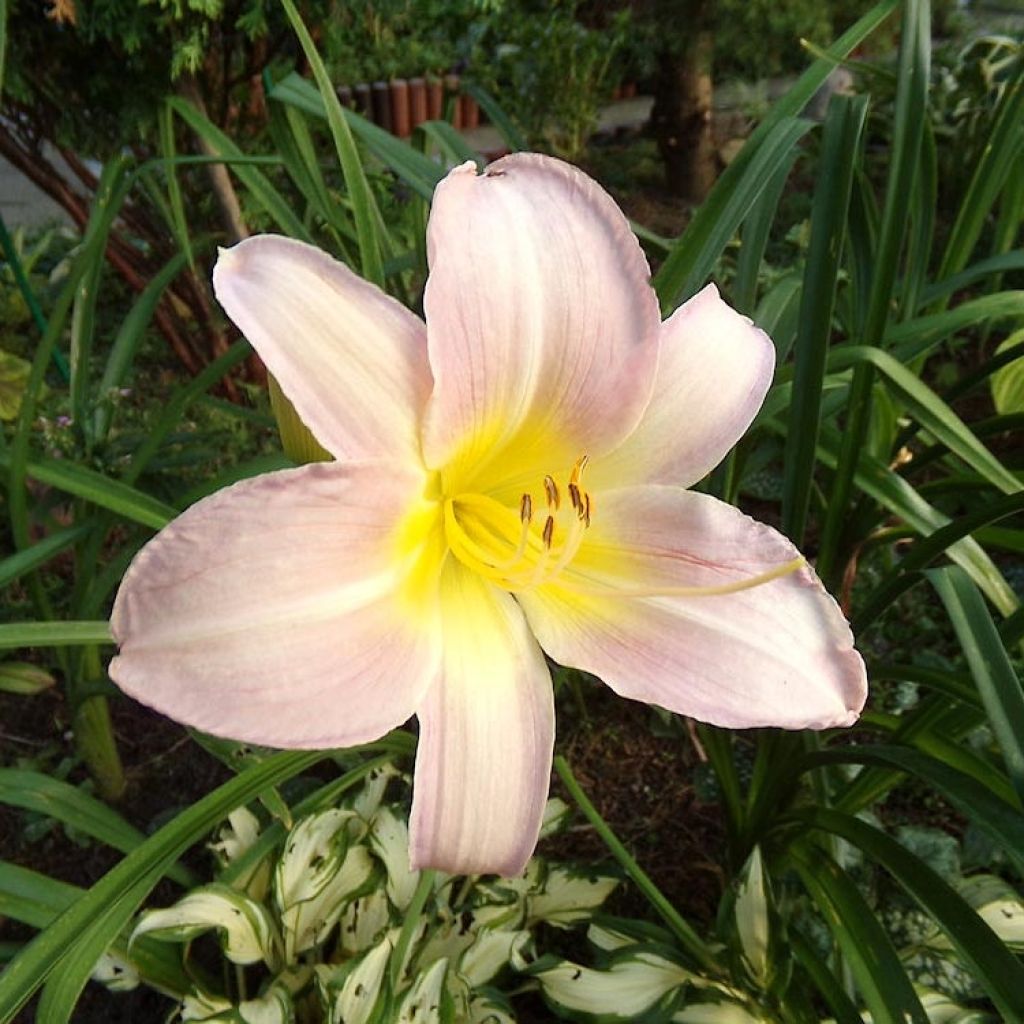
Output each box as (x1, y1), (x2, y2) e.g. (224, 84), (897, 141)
(389, 867), (435, 992)
(554, 755), (719, 973)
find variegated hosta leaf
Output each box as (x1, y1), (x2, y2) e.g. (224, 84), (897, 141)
(526, 864), (619, 929)
(456, 928), (531, 988)
(132, 883), (281, 970)
(370, 805), (419, 911)
(338, 888), (394, 958)
(534, 948), (698, 1017)
(396, 958), (449, 1023)
(238, 985), (295, 1024)
(316, 935), (392, 1024)
(470, 866), (535, 931)
(176, 991), (233, 1022)
(468, 992), (517, 1024)
(956, 874), (1024, 948)
(275, 809), (375, 959)
(538, 797), (570, 839)
(733, 846), (769, 984)
(351, 762), (402, 822)
(671, 1000), (767, 1022)
(211, 807), (272, 899)
(91, 951), (140, 992)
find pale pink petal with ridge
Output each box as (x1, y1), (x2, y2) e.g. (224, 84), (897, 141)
(590, 285), (776, 491)
(410, 562), (554, 876)
(421, 154), (660, 483)
(110, 462), (439, 748)
(520, 486), (866, 730)
(213, 236), (431, 465)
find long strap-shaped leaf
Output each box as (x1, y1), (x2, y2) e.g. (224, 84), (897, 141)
(794, 806), (1024, 1021)
(929, 565), (1024, 803)
(789, 842), (928, 1024)
(807, 745), (1024, 872)
(0, 750), (324, 1020)
(0, 621), (113, 650)
(0, 454), (176, 530)
(0, 770), (194, 887)
(824, 345), (1022, 495)
(279, 0), (385, 287)
(782, 94), (869, 545)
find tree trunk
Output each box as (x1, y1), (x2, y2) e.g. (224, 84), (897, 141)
(650, 14), (716, 201)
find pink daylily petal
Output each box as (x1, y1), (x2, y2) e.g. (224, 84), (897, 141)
(421, 154), (661, 481)
(410, 562), (554, 876)
(591, 285), (776, 491)
(519, 486), (866, 730)
(110, 462), (439, 748)
(213, 236), (431, 464)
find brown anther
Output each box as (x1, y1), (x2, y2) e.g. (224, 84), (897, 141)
(583, 493), (591, 528)
(542, 515), (555, 549)
(520, 493), (533, 523)
(568, 482), (582, 512)
(543, 475), (560, 510)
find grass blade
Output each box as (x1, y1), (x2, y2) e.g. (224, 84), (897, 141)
(279, 0), (385, 286)
(928, 565), (1024, 803)
(789, 842), (927, 1024)
(782, 93), (868, 545)
(0, 622), (113, 650)
(797, 807), (1024, 1021)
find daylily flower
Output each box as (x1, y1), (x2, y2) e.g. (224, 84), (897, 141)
(110, 154), (866, 878)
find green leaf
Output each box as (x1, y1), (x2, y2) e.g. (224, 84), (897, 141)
(0, 347), (32, 421)
(269, 72), (443, 202)
(782, 93), (868, 545)
(93, 247), (193, 442)
(928, 565), (1024, 803)
(0, 523), (92, 589)
(825, 346), (1022, 495)
(653, 117), (814, 311)
(0, 454), (176, 529)
(938, 53), (1024, 281)
(0, 750), (324, 1020)
(279, 0), (386, 286)
(807, 745), (1024, 874)
(789, 842), (928, 1024)
(654, 0), (898, 308)
(796, 807), (1024, 1021)
(0, 770), (193, 887)
(167, 96), (309, 241)
(0, 621), (113, 650)
(991, 330), (1024, 415)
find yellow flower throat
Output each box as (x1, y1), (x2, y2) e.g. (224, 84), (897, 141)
(444, 455), (593, 592)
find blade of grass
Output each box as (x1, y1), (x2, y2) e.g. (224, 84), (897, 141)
(269, 72), (443, 202)
(0, 621), (113, 650)
(93, 247), (193, 442)
(796, 807), (1024, 1021)
(0, 750), (325, 1020)
(0, 770), (194, 887)
(0, 524), (91, 589)
(928, 565), (1024, 804)
(789, 842), (928, 1024)
(279, 0), (385, 286)
(0, 454), (176, 529)
(937, 53), (1024, 283)
(782, 94), (869, 546)
(167, 96), (309, 241)
(554, 755), (718, 972)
